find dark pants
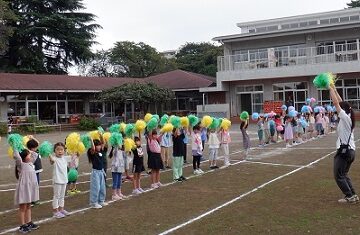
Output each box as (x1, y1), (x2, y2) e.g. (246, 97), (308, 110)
(334, 150), (356, 197)
(183, 144), (187, 162)
(36, 173), (40, 185)
(193, 155), (201, 170)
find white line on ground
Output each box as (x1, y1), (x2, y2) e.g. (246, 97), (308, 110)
(244, 160), (308, 168)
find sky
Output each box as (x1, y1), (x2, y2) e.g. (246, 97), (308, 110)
(82, 0), (350, 52)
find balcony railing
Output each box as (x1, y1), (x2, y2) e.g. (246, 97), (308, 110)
(218, 42), (360, 72)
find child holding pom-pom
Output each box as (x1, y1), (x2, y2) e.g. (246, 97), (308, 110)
(147, 130), (164, 188)
(172, 128), (187, 181)
(208, 128), (220, 169)
(67, 152), (80, 196)
(14, 149), (40, 233)
(240, 118), (250, 157)
(49, 142), (72, 218)
(26, 136), (42, 206)
(191, 125), (204, 175)
(132, 137), (145, 194)
(219, 127), (231, 167)
(284, 116), (293, 148)
(108, 144), (127, 200)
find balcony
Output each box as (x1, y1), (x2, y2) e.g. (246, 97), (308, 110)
(217, 41), (360, 80)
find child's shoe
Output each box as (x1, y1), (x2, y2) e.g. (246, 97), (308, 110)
(138, 188), (145, 193)
(91, 203), (102, 209)
(26, 221), (39, 230)
(100, 202), (109, 207)
(53, 211), (66, 219)
(132, 189), (141, 195)
(19, 224), (30, 233)
(112, 194), (121, 200)
(60, 209), (70, 216)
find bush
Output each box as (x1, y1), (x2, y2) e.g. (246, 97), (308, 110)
(79, 117), (100, 131)
(0, 123), (7, 135)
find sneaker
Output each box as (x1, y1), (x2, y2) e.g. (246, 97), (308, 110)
(198, 169), (204, 174)
(67, 190), (76, 196)
(213, 166), (219, 169)
(27, 222), (39, 230)
(53, 211), (66, 218)
(210, 166), (215, 169)
(338, 195), (358, 204)
(286, 144), (292, 148)
(74, 189), (82, 194)
(354, 195), (360, 201)
(151, 183), (159, 189)
(112, 194), (121, 200)
(31, 201), (41, 206)
(193, 170), (199, 175)
(180, 176), (187, 181)
(138, 188), (145, 193)
(19, 224), (30, 233)
(100, 202), (108, 207)
(118, 193), (128, 199)
(156, 182), (163, 187)
(132, 189), (141, 195)
(91, 203), (102, 209)
(175, 178), (183, 182)
(60, 209), (70, 216)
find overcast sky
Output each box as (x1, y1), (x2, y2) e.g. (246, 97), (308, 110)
(82, 0), (350, 52)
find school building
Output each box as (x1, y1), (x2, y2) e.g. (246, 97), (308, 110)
(201, 8), (360, 120)
(0, 70), (214, 125)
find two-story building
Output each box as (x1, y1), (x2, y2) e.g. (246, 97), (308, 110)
(202, 8), (360, 119)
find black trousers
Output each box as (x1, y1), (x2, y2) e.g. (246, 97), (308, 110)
(193, 155), (201, 170)
(334, 149), (356, 197)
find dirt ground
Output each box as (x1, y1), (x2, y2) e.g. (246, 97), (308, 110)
(1, 125), (360, 234)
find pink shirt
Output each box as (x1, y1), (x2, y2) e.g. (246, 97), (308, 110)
(148, 138), (161, 153)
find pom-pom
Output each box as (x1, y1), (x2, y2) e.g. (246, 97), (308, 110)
(332, 106), (337, 112)
(39, 141), (53, 158)
(314, 107), (320, 113)
(310, 97), (316, 103)
(89, 131), (101, 141)
(301, 120), (308, 128)
(68, 168), (78, 182)
(135, 120), (147, 133)
(276, 125), (284, 132)
(264, 113), (269, 119)
(301, 105), (310, 113)
(268, 111), (276, 118)
(7, 147), (14, 159)
(76, 142), (86, 155)
(251, 112), (259, 121)
(180, 117), (189, 128)
(144, 113), (153, 123)
(306, 98), (311, 104)
(201, 115), (213, 128)
(160, 114), (169, 127)
(153, 114), (160, 121)
(65, 132), (81, 154)
(109, 124), (120, 133)
(240, 111), (249, 121)
(109, 132), (123, 147)
(313, 72), (336, 89)
(7, 134), (24, 152)
(125, 124), (135, 137)
(160, 123), (174, 133)
(220, 118), (231, 131)
(188, 115), (199, 127)
(102, 132), (111, 143)
(23, 136), (30, 146)
(281, 105), (287, 111)
(288, 106), (295, 112)
(326, 105), (333, 112)
(124, 138), (136, 152)
(97, 126), (105, 134)
(289, 110), (297, 118)
(120, 123), (127, 133)
(146, 118), (158, 131)
(209, 118), (221, 129)
(170, 116), (181, 128)
(81, 134), (92, 149)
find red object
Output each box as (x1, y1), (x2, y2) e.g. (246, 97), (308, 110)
(263, 100), (283, 114)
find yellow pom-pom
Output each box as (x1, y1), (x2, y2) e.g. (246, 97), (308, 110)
(76, 142), (86, 155)
(135, 120), (147, 132)
(65, 132), (81, 154)
(124, 138), (136, 152)
(89, 131), (101, 141)
(220, 118), (232, 131)
(103, 132), (111, 143)
(160, 123), (174, 133)
(144, 113), (153, 123)
(180, 117), (189, 127)
(120, 123), (127, 133)
(23, 136), (30, 146)
(8, 147), (14, 159)
(201, 115), (213, 128)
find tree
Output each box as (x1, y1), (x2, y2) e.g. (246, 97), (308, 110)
(110, 41), (176, 78)
(77, 50), (115, 77)
(0, 0), (16, 55)
(347, 0), (360, 7)
(98, 82), (175, 112)
(176, 42), (222, 77)
(0, 0), (101, 74)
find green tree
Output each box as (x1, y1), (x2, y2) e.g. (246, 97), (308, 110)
(347, 0), (360, 7)
(176, 42), (222, 77)
(77, 50), (115, 77)
(110, 41), (176, 78)
(98, 82), (175, 112)
(0, 0), (101, 74)
(0, 0), (16, 55)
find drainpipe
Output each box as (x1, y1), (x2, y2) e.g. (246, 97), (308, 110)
(202, 93), (205, 111)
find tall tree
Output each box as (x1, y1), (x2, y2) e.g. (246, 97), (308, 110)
(110, 41), (176, 78)
(0, 0), (101, 74)
(77, 50), (115, 77)
(176, 42), (222, 77)
(0, 0), (16, 55)
(347, 0), (360, 7)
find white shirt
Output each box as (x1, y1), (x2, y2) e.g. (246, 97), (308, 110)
(51, 155), (72, 184)
(336, 110), (355, 150)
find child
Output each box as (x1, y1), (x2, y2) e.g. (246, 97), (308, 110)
(219, 127), (231, 167)
(67, 152), (81, 196)
(123, 150), (133, 182)
(49, 142), (72, 218)
(307, 113), (315, 139)
(200, 127), (207, 152)
(132, 137), (145, 193)
(160, 131), (172, 169)
(101, 143), (111, 188)
(147, 129), (164, 188)
(109, 145), (126, 200)
(191, 125), (203, 174)
(263, 116), (270, 144)
(274, 115), (284, 141)
(208, 128), (220, 169)
(268, 118), (276, 143)
(315, 111), (323, 137)
(240, 118), (250, 157)
(26, 137), (42, 206)
(181, 128), (189, 164)
(88, 139), (108, 209)
(172, 128), (187, 181)
(257, 116), (265, 147)
(295, 115), (304, 144)
(284, 116), (293, 148)
(324, 113), (330, 135)
(14, 149), (40, 233)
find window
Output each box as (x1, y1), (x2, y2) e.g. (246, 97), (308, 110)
(90, 102), (103, 114)
(330, 18), (339, 23)
(28, 102), (38, 116)
(57, 102), (65, 114)
(8, 102), (26, 116)
(340, 17), (350, 22)
(320, 19), (330, 24)
(344, 79), (357, 87)
(68, 101), (84, 114)
(350, 15), (360, 21)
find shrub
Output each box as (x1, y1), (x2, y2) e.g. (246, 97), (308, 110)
(79, 117), (100, 130)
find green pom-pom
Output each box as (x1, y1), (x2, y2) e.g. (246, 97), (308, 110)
(125, 124), (135, 137)
(188, 115), (199, 127)
(313, 73), (331, 89)
(80, 134), (92, 149)
(240, 111), (249, 121)
(39, 141), (53, 158)
(97, 126), (105, 134)
(159, 114), (169, 127)
(109, 124), (120, 133)
(153, 114), (160, 121)
(170, 116), (181, 128)
(146, 117), (158, 131)
(209, 118), (221, 129)
(109, 132), (123, 146)
(68, 168), (78, 182)
(7, 134), (24, 152)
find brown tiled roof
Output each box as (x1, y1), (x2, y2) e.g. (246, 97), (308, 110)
(145, 70), (214, 89)
(0, 70), (215, 92)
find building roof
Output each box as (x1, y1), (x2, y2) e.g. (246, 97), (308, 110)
(0, 70), (214, 92)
